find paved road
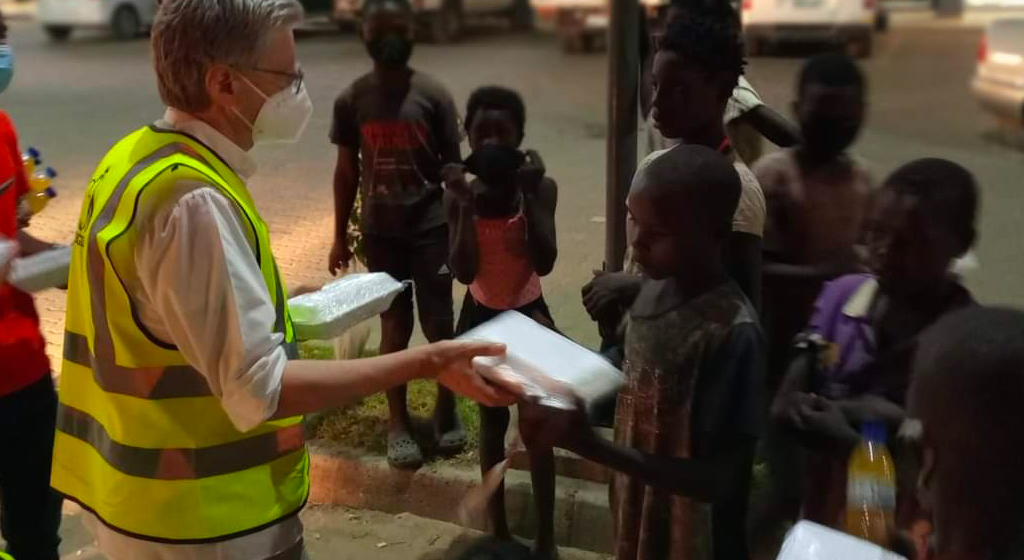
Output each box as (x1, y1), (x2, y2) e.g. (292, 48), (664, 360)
(4, 19), (1021, 362)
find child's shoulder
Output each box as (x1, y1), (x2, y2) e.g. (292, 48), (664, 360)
(409, 70), (455, 100)
(339, 72), (376, 98)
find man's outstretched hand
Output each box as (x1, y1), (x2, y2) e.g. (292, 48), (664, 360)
(430, 340), (516, 407)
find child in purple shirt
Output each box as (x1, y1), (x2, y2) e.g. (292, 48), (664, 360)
(772, 158), (978, 532)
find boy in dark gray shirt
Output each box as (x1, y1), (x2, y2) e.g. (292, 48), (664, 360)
(328, 0), (463, 469)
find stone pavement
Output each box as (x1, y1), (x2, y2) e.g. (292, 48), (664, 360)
(25, 502), (611, 560)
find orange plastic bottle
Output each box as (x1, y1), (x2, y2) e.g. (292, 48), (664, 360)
(25, 168), (57, 216)
(845, 421), (896, 545)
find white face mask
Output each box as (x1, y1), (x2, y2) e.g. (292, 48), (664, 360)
(232, 72), (312, 145)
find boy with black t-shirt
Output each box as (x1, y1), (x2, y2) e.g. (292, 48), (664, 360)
(328, 0), (464, 469)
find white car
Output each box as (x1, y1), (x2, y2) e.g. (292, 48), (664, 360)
(39, 0), (156, 41)
(972, 18), (1024, 126)
(533, 0), (663, 53)
(742, 0), (876, 57)
(332, 0), (534, 42)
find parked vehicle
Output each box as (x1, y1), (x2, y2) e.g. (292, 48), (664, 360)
(332, 0), (534, 42)
(972, 18), (1024, 126)
(742, 0), (876, 58)
(39, 0), (155, 41)
(537, 0), (663, 54)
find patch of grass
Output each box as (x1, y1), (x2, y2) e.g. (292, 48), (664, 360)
(301, 341), (482, 466)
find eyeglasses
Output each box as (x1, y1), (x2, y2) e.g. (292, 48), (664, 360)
(242, 66), (306, 95)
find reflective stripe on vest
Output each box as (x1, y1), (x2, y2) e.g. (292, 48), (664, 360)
(57, 404), (304, 480)
(52, 127), (308, 543)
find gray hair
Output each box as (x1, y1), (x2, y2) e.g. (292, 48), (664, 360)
(152, 0), (303, 113)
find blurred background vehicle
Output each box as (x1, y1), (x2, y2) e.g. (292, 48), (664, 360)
(741, 0), (880, 57)
(38, 0), (155, 40)
(972, 18), (1024, 126)
(539, 0), (662, 53)
(331, 0), (534, 42)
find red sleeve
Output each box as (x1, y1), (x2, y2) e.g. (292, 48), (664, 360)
(0, 111), (28, 197)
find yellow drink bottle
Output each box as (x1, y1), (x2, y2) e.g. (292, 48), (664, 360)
(24, 168), (57, 215)
(845, 421), (896, 545)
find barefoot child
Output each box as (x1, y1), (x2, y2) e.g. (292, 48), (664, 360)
(773, 158), (977, 536)
(749, 53), (874, 545)
(524, 144), (766, 560)
(328, 0), (464, 468)
(442, 86), (560, 560)
(757, 52), (874, 390)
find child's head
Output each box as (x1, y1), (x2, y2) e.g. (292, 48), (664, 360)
(910, 306), (1024, 556)
(652, 11), (744, 141)
(867, 158), (977, 296)
(465, 86), (526, 151)
(362, 0), (415, 68)
(627, 144), (740, 280)
(795, 53), (866, 158)
(664, 0), (741, 33)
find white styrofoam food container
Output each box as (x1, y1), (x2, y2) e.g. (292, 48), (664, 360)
(458, 310), (625, 411)
(288, 273), (407, 341)
(0, 238), (16, 272)
(8, 245), (71, 293)
(777, 521), (908, 560)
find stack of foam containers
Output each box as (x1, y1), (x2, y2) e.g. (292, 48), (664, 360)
(776, 521), (908, 560)
(458, 310), (625, 411)
(7, 245), (71, 292)
(288, 273), (407, 341)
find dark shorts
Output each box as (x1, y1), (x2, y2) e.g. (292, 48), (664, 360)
(0, 374), (62, 560)
(455, 290), (556, 336)
(363, 225), (454, 342)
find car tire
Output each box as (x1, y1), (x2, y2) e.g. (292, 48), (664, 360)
(44, 25), (73, 41)
(875, 9), (889, 32)
(848, 33), (872, 58)
(426, 0), (462, 43)
(111, 5), (141, 41)
(509, 0), (534, 31)
(746, 34), (763, 57)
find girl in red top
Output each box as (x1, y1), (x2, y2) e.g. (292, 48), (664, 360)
(442, 86), (559, 560)
(0, 9), (64, 559)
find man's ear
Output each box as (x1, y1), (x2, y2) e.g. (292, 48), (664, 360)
(206, 63), (237, 108)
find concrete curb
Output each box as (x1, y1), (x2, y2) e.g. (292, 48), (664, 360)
(309, 441), (615, 554)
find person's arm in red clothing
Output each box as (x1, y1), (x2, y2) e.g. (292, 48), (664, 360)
(1, 111), (63, 255)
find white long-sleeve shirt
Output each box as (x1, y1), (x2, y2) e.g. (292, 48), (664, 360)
(81, 108), (303, 560)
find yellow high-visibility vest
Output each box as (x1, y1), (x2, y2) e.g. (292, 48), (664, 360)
(52, 125), (309, 542)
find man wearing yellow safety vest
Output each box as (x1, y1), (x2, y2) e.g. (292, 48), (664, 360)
(50, 0), (512, 558)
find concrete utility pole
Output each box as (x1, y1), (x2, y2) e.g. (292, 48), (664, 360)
(604, 0), (640, 271)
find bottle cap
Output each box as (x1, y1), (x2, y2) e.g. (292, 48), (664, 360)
(27, 147), (40, 158)
(44, 187), (57, 198)
(861, 421), (887, 444)
(45, 167), (57, 179)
